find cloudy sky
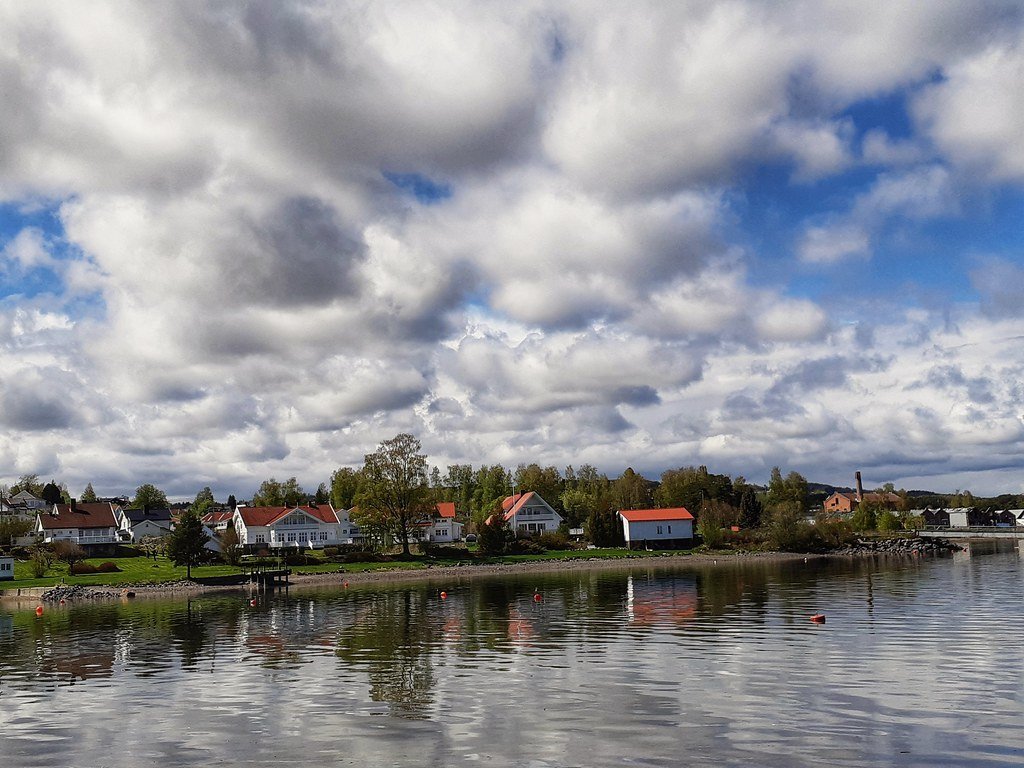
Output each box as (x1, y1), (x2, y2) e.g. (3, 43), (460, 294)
(2, 1), (1024, 499)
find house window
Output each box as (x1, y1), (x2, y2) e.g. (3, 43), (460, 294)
(668, 525), (672, 534)
(287, 532), (297, 542)
(657, 525), (663, 535)
(320, 531), (328, 541)
(255, 534), (266, 544)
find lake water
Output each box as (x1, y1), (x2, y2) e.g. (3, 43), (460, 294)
(2, 543), (1024, 767)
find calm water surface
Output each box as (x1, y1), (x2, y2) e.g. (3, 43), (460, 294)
(2, 543), (1023, 767)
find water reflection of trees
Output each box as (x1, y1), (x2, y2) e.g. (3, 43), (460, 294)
(335, 590), (439, 719)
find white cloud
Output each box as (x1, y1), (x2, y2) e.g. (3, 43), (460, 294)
(915, 35), (1024, 182)
(0, 2), (1021, 497)
(798, 224), (871, 265)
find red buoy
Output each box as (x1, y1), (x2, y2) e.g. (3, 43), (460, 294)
(533, 592), (542, 603)
(35, 605), (44, 616)
(440, 591), (448, 600)
(343, 580), (349, 588)
(810, 613), (826, 624)
(249, 599), (257, 607)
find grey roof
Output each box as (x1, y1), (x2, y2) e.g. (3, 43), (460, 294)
(124, 508), (173, 524)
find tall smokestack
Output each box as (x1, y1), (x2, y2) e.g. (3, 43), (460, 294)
(855, 472), (864, 502)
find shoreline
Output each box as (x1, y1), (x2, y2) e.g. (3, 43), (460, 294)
(2, 550), (829, 602)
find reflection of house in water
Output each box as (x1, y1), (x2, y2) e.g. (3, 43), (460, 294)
(41, 644), (115, 682)
(0, 613), (12, 641)
(625, 575), (698, 627)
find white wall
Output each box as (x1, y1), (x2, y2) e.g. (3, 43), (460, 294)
(622, 519), (693, 543)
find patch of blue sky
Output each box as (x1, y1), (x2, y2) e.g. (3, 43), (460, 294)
(840, 88), (918, 141)
(0, 199), (65, 242)
(728, 160), (1024, 311)
(383, 171), (453, 204)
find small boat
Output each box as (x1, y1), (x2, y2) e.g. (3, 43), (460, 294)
(810, 613), (826, 624)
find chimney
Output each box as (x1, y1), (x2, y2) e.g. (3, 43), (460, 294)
(855, 472), (864, 502)
(70, 498), (77, 512)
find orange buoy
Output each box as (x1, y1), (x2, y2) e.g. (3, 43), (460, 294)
(440, 591), (448, 599)
(35, 605), (44, 616)
(343, 580), (349, 588)
(810, 613), (826, 624)
(59, 599), (66, 605)
(249, 599), (257, 607)
(533, 592), (542, 603)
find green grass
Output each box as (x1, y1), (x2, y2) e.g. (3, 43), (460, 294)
(1, 546), (691, 591)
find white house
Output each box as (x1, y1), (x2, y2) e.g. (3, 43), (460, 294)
(36, 502), (119, 547)
(0, 556), (13, 581)
(120, 508), (173, 543)
(618, 508), (695, 549)
(408, 502), (464, 543)
(233, 504), (344, 549)
(499, 492), (563, 535)
(10, 490), (47, 510)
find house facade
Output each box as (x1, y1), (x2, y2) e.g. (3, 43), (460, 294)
(619, 508), (695, 549)
(233, 504), (344, 549)
(409, 502), (464, 543)
(36, 502), (119, 547)
(0, 556), (13, 581)
(500, 492), (563, 535)
(120, 508), (173, 543)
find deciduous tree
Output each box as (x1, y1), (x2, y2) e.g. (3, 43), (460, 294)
(132, 483), (169, 510)
(80, 483), (98, 503)
(356, 433), (433, 557)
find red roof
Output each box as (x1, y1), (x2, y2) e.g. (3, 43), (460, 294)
(39, 503), (118, 530)
(618, 508), (694, 523)
(236, 505), (339, 527)
(436, 502), (456, 519)
(500, 492), (535, 521)
(202, 510), (234, 524)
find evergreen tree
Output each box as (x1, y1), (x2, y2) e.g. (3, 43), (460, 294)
(167, 510), (210, 579)
(80, 483), (98, 503)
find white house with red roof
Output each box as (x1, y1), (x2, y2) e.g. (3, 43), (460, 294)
(232, 503), (346, 549)
(618, 508), (695, 549)
(409, 502), (464, 543)
(500, 492), (563, 535)
(36, 501), (120, 546)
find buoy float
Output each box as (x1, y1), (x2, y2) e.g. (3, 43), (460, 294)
(343, 580), (349, 589)
(810, 613), (826, 624)
(59, 599), (66, 605)
(533, 592), (542, 603)
(440, 591), (448, 600)
(249, 599), (257, 607)
(35, 605), (44, 616)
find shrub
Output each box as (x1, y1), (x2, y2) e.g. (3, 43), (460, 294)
(421, 542), (468, 559)
(506, 538), (546, 555)
(877, 511), (902, 533)
(29, 546), (53, 578)
(536, 531), (570, 551)
(96, 561), (121, 573)
(814, 513), (856, 549)
(70, 562), (98, 575)
(341, 550), (387, 563)
(284, 551), (320, 566)
(477, 516), (512, 556)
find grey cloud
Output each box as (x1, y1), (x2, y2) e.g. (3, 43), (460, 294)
(240, 196), (365, 305)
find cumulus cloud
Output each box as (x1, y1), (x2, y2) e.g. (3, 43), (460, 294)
(0, 2), (1022, 496)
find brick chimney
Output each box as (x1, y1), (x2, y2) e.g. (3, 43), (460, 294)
(855, 471), (864, 502)
(70, 498), (77, 512)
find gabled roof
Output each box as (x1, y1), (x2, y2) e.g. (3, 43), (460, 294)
(436, 502), (456, 519)
(202, 510), (234, 524)
(40, 503), (118, 530)
(618, 508), (694, 523)
(124, 508), (173, 524)
(500, 492), (536, 521)
(236, 504), (339, 527)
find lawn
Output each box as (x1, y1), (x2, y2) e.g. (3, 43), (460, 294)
(1, 546), (686, 591)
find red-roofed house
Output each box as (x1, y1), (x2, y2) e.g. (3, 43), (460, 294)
(36, 501), (120, 547)
(409, 502), (464, 543)
(233, 504), (345, 550)
(500, 492), (563, 535)
(618, 508), (694, 549)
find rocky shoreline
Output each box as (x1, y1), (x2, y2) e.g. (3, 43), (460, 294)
(830, 536), (962, 556)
